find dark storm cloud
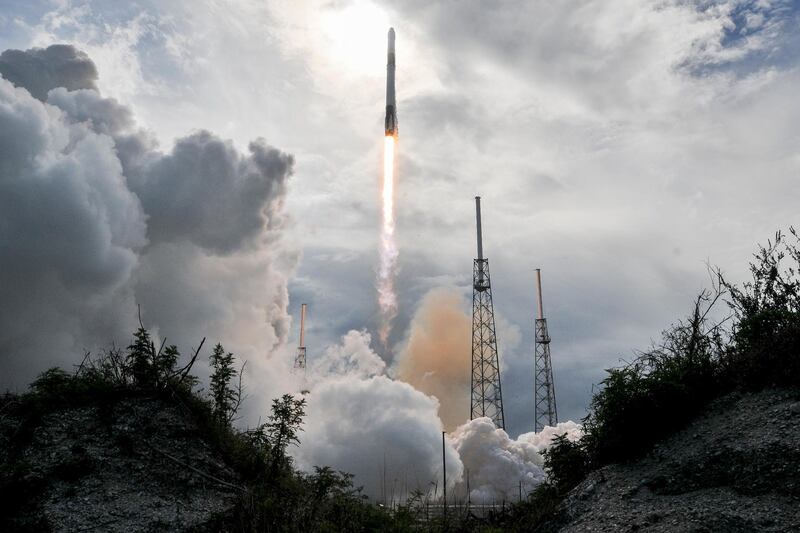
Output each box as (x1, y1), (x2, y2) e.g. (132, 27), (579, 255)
(130, 132), (293, 254)
(0, 76), (146, 386)
(0, 45), (295, 389)
(0, 44), (98, 100)
(45, 86), (295, 254)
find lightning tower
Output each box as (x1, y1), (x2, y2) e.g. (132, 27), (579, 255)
(533, 269), (558, 432)
(470, 196), (505, 429)
(294, 303), (307, 371)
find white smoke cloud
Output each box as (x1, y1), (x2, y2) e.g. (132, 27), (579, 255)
(310, 329), (386, 379)
(293, 328), (582, 501)
(0, 45), (295, 390)
(451, 418), (582, 502)
(294, 329), (462, 498)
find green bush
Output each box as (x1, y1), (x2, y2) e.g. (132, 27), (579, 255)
(581, 287), (727, 463)
(722, 229), (800, 388)
(543, 434), (590, 494)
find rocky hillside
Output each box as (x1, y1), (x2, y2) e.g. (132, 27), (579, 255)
(0, 393), (241, 532)
(550, 388), (800, 532)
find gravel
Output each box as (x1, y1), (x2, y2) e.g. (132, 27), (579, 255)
(551, 388), (800, 532)
(2, 397), (241, 532)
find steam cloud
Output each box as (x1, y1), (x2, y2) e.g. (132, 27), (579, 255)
(0, 45), (295, 389)
(295, 298), (581, 502)
(298, 330), (463, 498)
(451, 418), (582, 501)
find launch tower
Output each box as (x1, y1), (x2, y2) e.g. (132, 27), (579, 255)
(294, 303), (307, 371)
(533, 269), (558, 432)
(470, 197), (505, 429)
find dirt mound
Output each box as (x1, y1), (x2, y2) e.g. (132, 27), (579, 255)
(552, 388), (800, 532)
(0, 395), (241, 532)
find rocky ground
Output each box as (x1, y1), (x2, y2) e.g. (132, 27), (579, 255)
(0, 395), (242, 532)
(551, 388), (800, 532)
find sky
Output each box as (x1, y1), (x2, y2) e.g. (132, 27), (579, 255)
(1, 0), (799, 441)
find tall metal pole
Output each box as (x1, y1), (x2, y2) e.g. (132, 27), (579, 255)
(299, 303), (306, 347)
(475, 196), (483, 261)
(470, 197), (505, 429)
(442, 431), (447, 527)
(294, 304), (308, 371)
(534, 269), (558, 431)
(535, 269), (544, 320)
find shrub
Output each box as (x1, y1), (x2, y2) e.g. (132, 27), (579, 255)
(722, 228), (800, 388)
(543, 434), (590, 494)
(581, 287), (727, 463)
(209, 343), (244, 424)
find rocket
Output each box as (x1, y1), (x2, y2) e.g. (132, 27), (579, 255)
(384, 28), (398, 136)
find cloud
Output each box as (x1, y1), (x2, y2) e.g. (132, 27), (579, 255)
(295, 330), (462, 498)
(450, 418), (582, 502)
(297, 375), (462, 498)
(294, 327), (579, 502)
(0, 44), (97, 101)
(0, 76), (146, 386)
(131, 133), (293, 254)
(45, 84), (295, 255)
(0, 45), (295, 390)
(310, 329), (386, 379)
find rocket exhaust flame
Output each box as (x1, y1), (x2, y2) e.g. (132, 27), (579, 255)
(378, 135), (398, 345)
(378, 28), (398, 346)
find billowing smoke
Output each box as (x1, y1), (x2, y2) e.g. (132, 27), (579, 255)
(310, 329), (387, 379)
(295, 330), (463, 498)
(451, 418), (582, 502)
(0, 45), (98, 100)
(395, 288), (472, 430)
(295, 327), (582, 502)
(0, 45), (295, 390)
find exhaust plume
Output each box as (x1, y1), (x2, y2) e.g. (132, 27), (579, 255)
(377, 135), (398, 346)
(396, 288), (472, 430)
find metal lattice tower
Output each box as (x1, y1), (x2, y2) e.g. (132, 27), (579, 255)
(534, 269), (558, 432)
(470, 197), (505, 430)
(293, 303), (307, 371)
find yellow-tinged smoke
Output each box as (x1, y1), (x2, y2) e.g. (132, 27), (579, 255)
(377, 135), (398, 346)
(396, 288), (472, 431)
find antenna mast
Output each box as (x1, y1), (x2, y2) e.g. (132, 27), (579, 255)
(534, 269), (558, 431)
(294, 303), (307, 371)
(470, 197), (505, 429)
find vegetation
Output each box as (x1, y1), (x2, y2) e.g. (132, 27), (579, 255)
(0, 327), (400, 532)
(491, 228), (800, 531)
(210, 343), (244, 424)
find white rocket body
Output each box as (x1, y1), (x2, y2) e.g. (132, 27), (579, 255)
(385, 28), (398, 136)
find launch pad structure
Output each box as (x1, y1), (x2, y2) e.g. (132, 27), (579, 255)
(533, 269), (558, 432)
(470, 197), (505, 430)
(294, 303), (307, 371)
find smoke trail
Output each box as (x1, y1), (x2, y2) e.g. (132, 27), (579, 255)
(377, 135), (398, 345)
(396, 288), (472, 431)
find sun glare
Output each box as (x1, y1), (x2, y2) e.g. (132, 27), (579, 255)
(320, 1), (391, 75)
